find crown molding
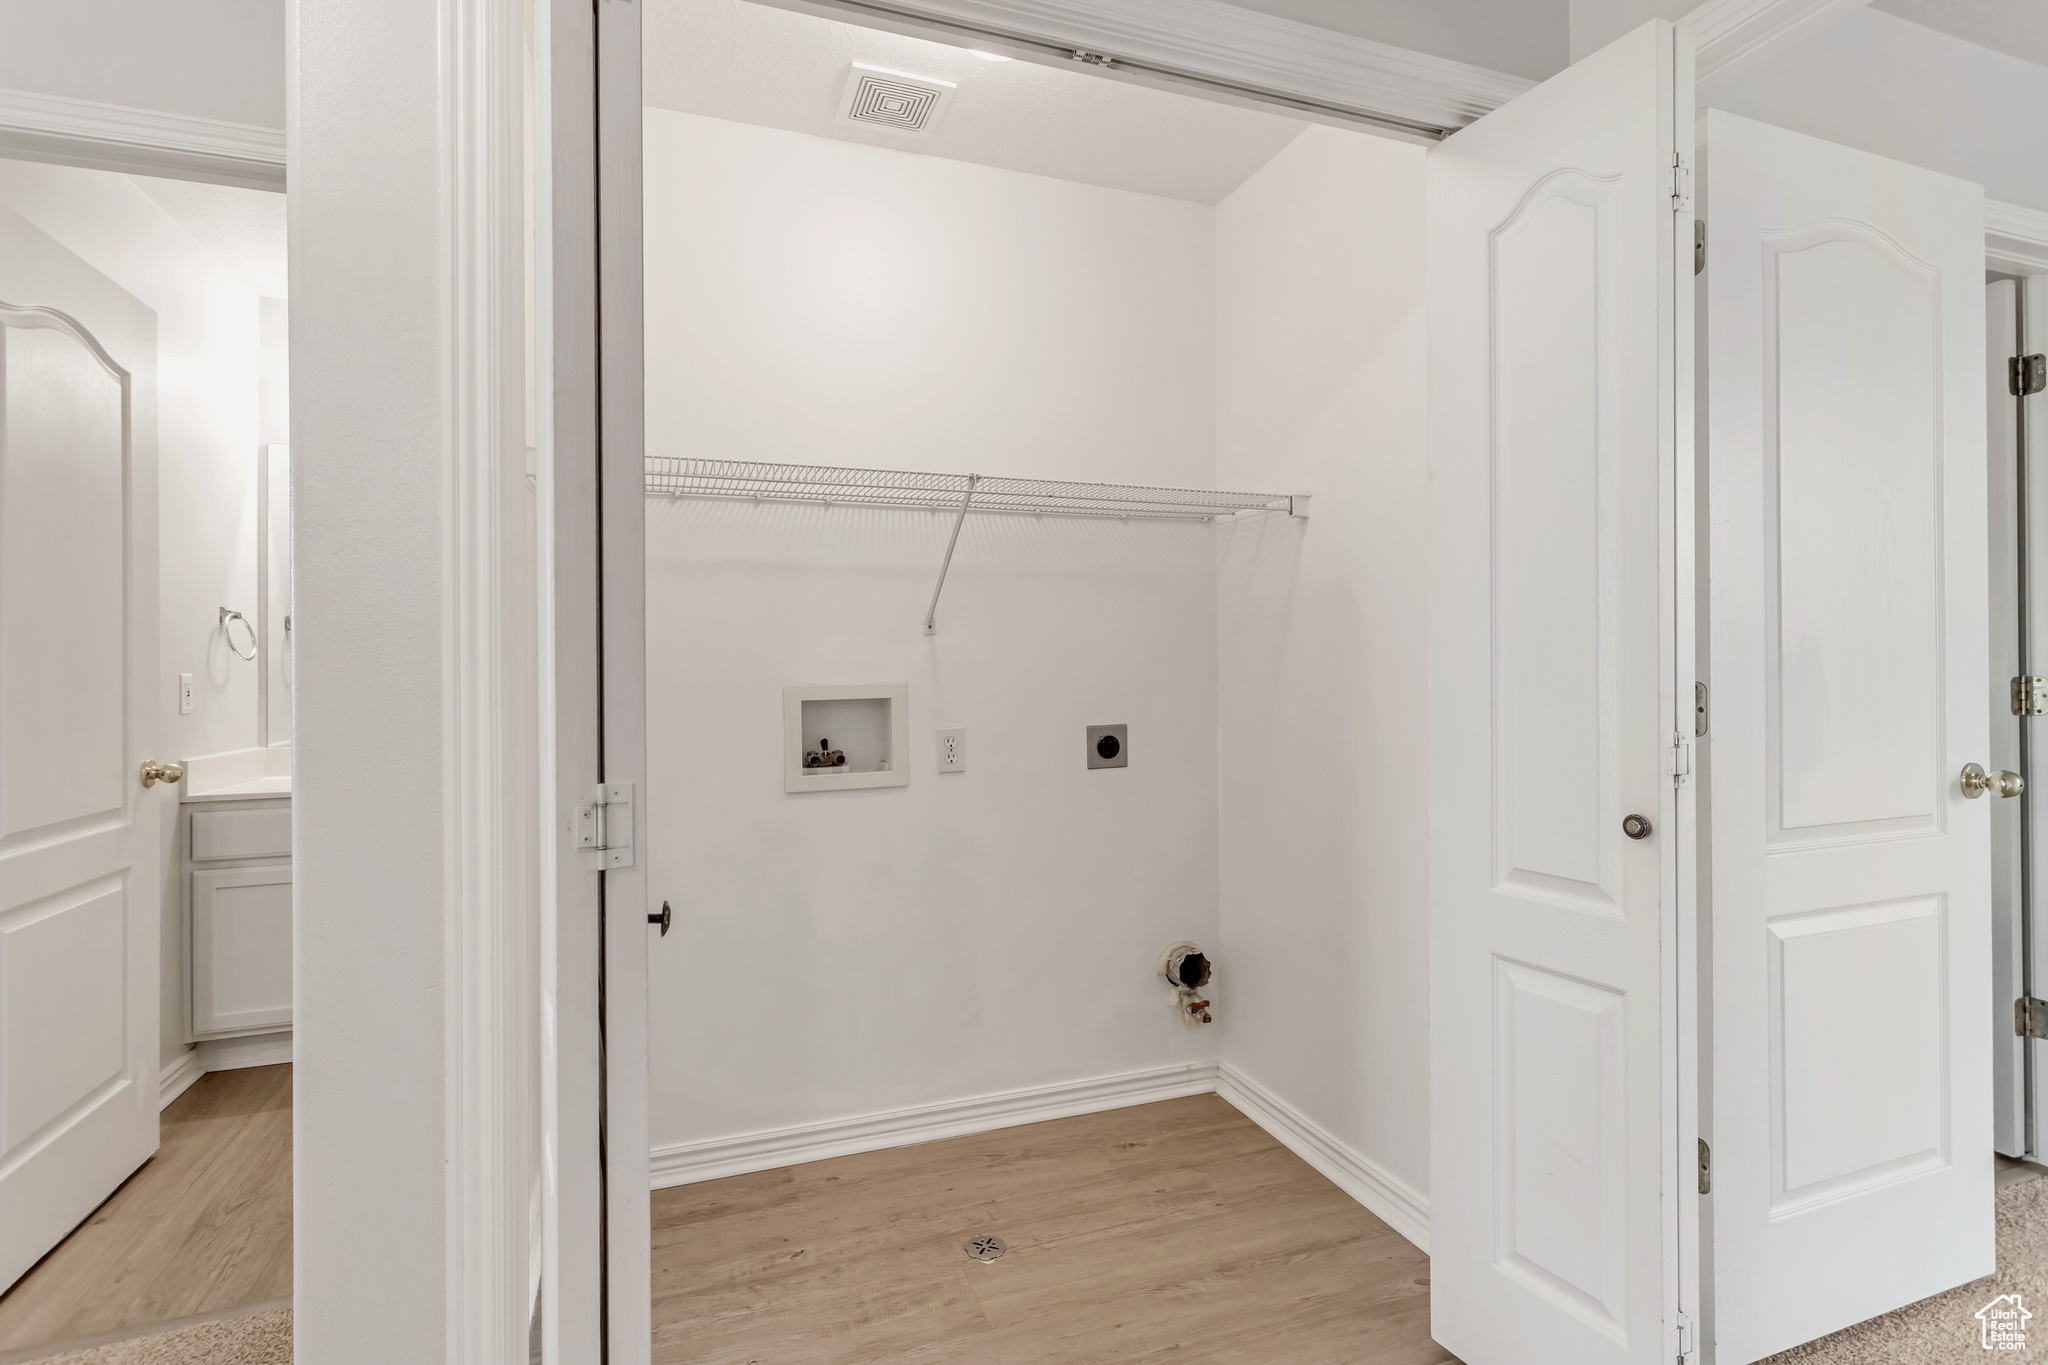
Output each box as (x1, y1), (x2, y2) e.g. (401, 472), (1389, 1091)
(766, 0), (1533, 139)
(1684, 0), (1872, 86)
(0, 88), (284, 190)
(1988, 199), (2048, 275)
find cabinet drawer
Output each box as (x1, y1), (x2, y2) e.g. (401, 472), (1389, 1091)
(191, 806), (291, 861)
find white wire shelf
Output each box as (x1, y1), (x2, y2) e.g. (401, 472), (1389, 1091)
(645, 456), (1308, 635)
(645, 457), (1306, 522)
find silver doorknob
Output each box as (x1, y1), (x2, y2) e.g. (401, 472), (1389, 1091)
(1962, 762), (2024, 799)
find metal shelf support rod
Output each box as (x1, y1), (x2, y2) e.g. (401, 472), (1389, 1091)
(924, 473), (980, 636)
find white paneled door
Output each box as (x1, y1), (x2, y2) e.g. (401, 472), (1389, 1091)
(1702, 109), (1993, 1363)
(0, 209), (161, 1292)
(1428, 20), (1692, 1365)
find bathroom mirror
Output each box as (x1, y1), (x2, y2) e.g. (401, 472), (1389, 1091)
(258, 443), (291, 745)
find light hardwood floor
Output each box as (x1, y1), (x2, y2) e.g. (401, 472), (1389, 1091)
(651, 1093), (1456, 1364)
(0, 1063), (292, 1355)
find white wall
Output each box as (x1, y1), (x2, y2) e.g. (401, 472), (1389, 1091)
(0, 0), (285, 129)
(1707, 7), (2048, 213)
(292, 0), (447, 1352)
(0, 158), (266, 1070)
(1213, 126), (1433, 1206)
(643, 109), (1223, 1153)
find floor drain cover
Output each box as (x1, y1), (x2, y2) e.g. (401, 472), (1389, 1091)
(965, 1235), (1007, 1262)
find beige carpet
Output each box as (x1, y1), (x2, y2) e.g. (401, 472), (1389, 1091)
(1765, 1173), (2048, 1362)
(8, 1309), (288, 1365)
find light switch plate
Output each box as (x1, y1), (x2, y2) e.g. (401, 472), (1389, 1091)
(179, 673), (194, 715)
(937, 727), (965, 773)
(1086, 724), (1127, 769)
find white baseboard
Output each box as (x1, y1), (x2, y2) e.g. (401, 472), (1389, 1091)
(647, 1056), (1430, 1258)
(650, 1059), (1220, 1189)
(1217, 1060), (1431, 1254)
(199, 1030), (293, 1073)
(158, 1048), (205, 1111)
(158, 1032), (292, 1109)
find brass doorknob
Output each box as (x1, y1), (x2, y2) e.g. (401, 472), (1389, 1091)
(1962, 762), (2024, 799)
(141, 760), (184, 788)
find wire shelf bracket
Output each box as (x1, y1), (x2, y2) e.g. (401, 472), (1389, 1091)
(645, 457), (1309, 633)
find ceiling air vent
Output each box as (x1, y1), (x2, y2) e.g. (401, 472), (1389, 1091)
(836, 62), (956, 139)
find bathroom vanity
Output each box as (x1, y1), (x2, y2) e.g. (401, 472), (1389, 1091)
(180, 748), (292, 1041)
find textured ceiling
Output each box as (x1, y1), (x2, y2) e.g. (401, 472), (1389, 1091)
(1872, 0), (2048, 69)
(129, 173), (287, 298)
(644, 0), (1311, 205)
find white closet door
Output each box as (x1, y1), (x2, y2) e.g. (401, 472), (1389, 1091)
(0, 219), (160, 1291)
(1428, 20), (1692, 1365)
(1702, 109), (1992, 1363)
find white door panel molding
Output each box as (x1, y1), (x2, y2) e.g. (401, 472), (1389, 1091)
(764, 0), (1533, 138)
(0, 88), (284, 192)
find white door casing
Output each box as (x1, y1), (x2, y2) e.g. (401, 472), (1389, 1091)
(1701, 108), (1993, 1363)
(0, 210), (160, 1292)
(1427, 20), (1692, 1365)
(2017, 269), (2048, 1162)
(1988, 277), (2025, 1159)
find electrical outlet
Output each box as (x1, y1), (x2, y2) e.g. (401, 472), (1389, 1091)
(937, 727), (965, 773)
(1086, 723), (1128, 769)
(179, 673), (194, 716)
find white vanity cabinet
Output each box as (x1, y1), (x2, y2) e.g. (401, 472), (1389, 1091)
(181, 752), (292, 1041)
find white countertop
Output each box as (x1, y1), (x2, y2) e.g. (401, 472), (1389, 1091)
(181, 746), (292, 802)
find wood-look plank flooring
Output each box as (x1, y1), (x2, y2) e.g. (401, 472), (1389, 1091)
(650, 1093), (1457, 1364)
(0, 1063), (292, 1354)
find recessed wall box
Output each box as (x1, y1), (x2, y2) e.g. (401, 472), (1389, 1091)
(784, 684), (910, 793)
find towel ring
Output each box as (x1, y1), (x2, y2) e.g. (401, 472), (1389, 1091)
(220, 607), (257, 662)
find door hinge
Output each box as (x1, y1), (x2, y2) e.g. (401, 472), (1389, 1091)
(1675, 1309), (1696, 1363)
(575, 781), (635, 869)
(2015, 354), (2047, 397)
(1670, 733), (1694, 786)
(1670, 152), (1693, 214)
(2020, 997), (2048, 1040)
(2015, 676), (2048, 716)
(1698, 1137), (1711, 1194)
(1694, 218), (1705, 275)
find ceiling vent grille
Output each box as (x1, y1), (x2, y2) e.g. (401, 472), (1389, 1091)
(836, 63), (955, 139)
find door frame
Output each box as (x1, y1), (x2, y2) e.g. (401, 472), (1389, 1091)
(561, 5), (1874, 1360)
(1988, 204), (2048, 1166)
